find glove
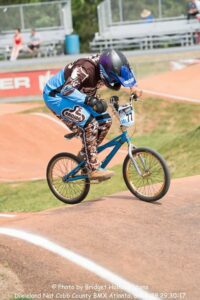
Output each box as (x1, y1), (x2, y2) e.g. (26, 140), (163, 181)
(131, 93), (139, 101)
(110, 95), (119, 103)
(130, 88), (143, 101)
(110, 96), (119, 111)
(85, 96), (108, 114)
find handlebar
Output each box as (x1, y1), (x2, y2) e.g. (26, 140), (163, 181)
(110, 93), (139, 112)
(130, 92), (139, 101)
(110, 96), (119, 111)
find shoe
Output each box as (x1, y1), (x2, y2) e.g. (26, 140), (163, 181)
(89, 167), (114, 179)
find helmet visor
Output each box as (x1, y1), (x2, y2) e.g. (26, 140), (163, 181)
(111, 65), (137, 87)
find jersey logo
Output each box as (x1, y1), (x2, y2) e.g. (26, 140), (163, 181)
(62, 106), (86, 123)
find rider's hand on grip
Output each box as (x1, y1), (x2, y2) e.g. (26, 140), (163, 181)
(130, 87), (143, 101)
(110, 96), (119, 111)
(110, 95), (119, 103)
(131, 93), (139, 101)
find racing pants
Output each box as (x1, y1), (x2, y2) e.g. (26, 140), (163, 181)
(43, 93), (112, 170)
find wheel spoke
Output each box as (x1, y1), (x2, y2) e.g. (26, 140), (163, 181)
(48, 155), (88, 202)
(126, 150), (167, 199)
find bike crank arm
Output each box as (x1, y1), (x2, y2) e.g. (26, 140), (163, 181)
(63, 174), (88, 182)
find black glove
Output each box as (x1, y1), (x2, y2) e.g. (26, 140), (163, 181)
(110, 96), (119, 111)
(110, 95), (119, 103)
(85, 96), (108, 113)
(131, 93), (139, 101)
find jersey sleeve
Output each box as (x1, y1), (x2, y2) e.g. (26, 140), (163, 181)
(60, 66), (89, 104)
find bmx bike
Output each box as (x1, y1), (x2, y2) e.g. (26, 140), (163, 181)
(47, 95), (170, 204)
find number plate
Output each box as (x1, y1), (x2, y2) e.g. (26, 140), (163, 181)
(118, 104), (134, 127)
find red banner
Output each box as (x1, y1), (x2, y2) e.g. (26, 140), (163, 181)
(0, 69), (59, 98)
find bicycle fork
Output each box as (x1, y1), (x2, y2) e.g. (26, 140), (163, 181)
(128, 143), (146, 176)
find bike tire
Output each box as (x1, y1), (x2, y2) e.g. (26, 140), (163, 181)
(123, 147), (170, 202)
(46, 152), (90, 204)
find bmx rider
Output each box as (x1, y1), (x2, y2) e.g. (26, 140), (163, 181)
(43, 49), (142, 179)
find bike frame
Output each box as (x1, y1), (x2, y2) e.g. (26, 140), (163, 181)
(63, 130), (133, 182)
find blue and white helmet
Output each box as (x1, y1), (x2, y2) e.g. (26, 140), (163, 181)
(99, 49), (137, 89)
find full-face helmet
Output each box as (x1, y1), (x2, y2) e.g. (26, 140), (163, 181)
(99, 49), (136, 90)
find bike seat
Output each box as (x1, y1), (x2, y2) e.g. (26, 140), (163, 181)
(64, 132), (78, 140)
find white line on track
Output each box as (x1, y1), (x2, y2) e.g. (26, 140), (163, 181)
(32, 112), (70, 131)
(0, 214), (16, 218)
(0, 228), (160, 300)
(143, 89), (200, 104)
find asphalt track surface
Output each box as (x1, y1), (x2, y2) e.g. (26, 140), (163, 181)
(0, 175), (200, 300)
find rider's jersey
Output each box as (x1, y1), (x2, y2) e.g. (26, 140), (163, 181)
(43, 54), (105, 104)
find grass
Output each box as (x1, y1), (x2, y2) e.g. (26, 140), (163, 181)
(0, 164), (126, 212)
(19, 101), (48, 114)
(0, 91), (200, 212)
(128, 49), (200, 79)
(101, 89), (200, 137)
(132, 60), (170, 79)
(134, 127), (200, 177)
(158, 126), (200, 178)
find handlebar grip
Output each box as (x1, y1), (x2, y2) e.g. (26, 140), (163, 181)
(110, 95), (119, 103)
(113, 102), (119, 111)
(130, 93), (139, 101)
(110, 96), (119, 111)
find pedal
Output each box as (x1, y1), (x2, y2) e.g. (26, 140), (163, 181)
(90, 177), (111, 184)
(90, 179), (100, 184)
(64, 132), (78, 140)
(98, 177), (112, 182)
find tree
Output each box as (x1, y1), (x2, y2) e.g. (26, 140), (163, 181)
(72, 0), (102, 52)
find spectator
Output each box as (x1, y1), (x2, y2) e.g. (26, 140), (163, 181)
(27, 28), (41, 56)
(194, 29), (200, 43)
(10, 28), (23, 61)
(140, 9), (154, 23)
(187, 0), (199, 20)
(195, 0), (200, 12)
(196, 0), (200, 20)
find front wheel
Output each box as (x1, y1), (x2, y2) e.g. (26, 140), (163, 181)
(46, 152), (90, 204)
(123, 147), (170, 202)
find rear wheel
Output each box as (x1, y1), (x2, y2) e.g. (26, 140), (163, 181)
(47, 152), (90, 204)
(123, 147), (170, 202)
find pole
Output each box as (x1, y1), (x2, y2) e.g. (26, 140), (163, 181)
(20, 5), (25, 30)
(107, 0), (112, 25)
(158, 0), (162, 19)
(119, 0), (123, 22)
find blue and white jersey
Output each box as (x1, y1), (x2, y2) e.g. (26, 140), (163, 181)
(43, 55), (104, 105)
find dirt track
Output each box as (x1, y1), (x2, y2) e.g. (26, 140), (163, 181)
(0, 102), (40, 115)
(0, 175), (199, 300)
(140, 64), (200, 101)
(0, 113), (125, 181)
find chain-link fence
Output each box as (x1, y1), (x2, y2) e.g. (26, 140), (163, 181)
(0, 0), (72, 32)
(99, 0), (187, 26)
